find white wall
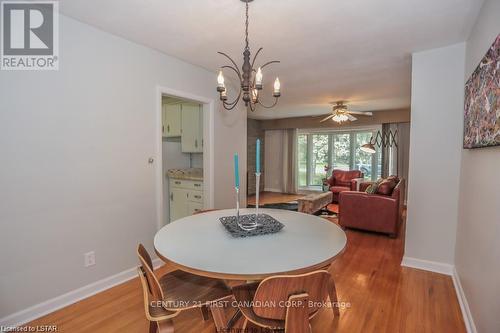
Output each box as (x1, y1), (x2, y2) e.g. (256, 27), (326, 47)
(264, 130), (284, 192)
(191, 153), (203, 168)
(455, 0), (500, 332)
(0, 15), (246, 321)
(405, 43), (465, 266)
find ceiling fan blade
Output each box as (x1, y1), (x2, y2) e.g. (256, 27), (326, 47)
(348, 111), (373, 116)
(347, 114), (358, 121)
(320, 114), (335, 122)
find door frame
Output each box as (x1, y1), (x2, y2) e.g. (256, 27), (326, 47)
(155, 86), (215, 230)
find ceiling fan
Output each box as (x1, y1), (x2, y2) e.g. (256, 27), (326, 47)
(319, 102), (373, 123)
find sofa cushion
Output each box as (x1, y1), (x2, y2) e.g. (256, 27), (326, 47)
(330, 186), (350, 193)
(377, 179), (398, 195)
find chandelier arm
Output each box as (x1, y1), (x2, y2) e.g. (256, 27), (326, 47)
(222, 101), (240, 111)
(250, 47), (263, 69)
(223, 87), (243, 107)
(221, 65), (242, 81)
(218, 52), (242, 76)
(260, 60), (280, 70)
(257, 97), (279, 109)
(222, 90), (242, 111)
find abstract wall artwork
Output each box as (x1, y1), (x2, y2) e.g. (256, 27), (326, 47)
(463, 34), (500, 149)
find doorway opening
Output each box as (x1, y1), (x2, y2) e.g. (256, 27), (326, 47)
(155, 86), (214, 229)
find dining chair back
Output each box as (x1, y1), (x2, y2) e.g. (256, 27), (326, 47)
(137, 244), (164, 302)
(252, 270), (331, 320)
(137, 267), (177, 333)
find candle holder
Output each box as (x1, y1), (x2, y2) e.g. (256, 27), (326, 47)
(255, 172), (261, 224)
(235, 186), (240, 225)
(235, 186), (258, 231)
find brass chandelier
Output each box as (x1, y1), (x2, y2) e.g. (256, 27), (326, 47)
(216, 0), (281, 111)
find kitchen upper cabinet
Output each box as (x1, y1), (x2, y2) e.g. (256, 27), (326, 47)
(181, 104), (203, 153)
(162, 103), (181, 138)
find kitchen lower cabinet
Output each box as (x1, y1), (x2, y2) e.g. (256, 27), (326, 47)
(169, 179), (204, 222)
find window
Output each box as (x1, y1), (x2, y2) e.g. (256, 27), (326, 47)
(332, 134), (350, 170)
(311, 134), (329, 185)
(297, 129), (382, 189)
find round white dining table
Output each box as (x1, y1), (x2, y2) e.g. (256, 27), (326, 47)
(154, 208), (347, 280)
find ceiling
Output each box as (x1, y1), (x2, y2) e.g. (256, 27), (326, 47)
(60, 0), (483, 119)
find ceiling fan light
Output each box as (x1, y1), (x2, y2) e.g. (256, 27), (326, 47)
(332, 113), (348, 123)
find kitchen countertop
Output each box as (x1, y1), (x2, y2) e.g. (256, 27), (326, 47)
(166, 168), (203, 181)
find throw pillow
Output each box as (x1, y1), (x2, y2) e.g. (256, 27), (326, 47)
(365, 179), (383, 194)
(377, 179), (397, 195)
(387, 175), (400, 183)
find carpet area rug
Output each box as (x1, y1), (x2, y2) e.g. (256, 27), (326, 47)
(248, 201), (337, 217)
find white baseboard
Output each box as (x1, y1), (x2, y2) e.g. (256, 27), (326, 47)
(401, 256), (453, 275)
(0, 259), (164, 328)
(452, 268), (477, 333)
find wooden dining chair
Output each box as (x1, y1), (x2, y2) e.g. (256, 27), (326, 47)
(137, 267), (177, 333)
(232, 270), (337, 333)
(137, 244), (232, 329)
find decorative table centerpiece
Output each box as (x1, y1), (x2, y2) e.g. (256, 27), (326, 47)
(221, 141), (285, 236)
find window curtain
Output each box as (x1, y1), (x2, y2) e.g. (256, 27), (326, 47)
(263, 129), (298, 194)
(282, 128), (298, 194)
(381, 123), (391, 178)
(380, 122), (410, 180)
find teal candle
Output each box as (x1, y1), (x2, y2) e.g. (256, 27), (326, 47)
(256, 139), (261, 174)
(234, 153), (240, 188)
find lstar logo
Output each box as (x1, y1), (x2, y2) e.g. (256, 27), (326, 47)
(1, 1), (59, 70)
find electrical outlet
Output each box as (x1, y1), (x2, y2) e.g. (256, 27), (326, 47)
(84, 251), (95, 267)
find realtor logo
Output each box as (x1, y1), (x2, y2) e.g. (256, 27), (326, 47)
(1, 1), (59, 70)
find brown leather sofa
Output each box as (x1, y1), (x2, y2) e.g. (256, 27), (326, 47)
(326, 169), (364, 203)
(338, 178), (405, 237)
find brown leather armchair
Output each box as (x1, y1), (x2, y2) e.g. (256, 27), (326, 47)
(338, 179), (405, 237)
(326, 169), (364, 203)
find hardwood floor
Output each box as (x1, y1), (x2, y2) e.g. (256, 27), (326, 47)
(247, 191), (304, 205)
(22, 218), (465, 333)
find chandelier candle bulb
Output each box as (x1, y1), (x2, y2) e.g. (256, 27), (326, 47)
(252, 89), (258, 103)
(217, 70), (225, 92)
(255, 67), (263, 89)
(273, 77), (281, 97)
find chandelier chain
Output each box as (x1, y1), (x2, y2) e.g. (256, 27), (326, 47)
(245, 1), (249, 50)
